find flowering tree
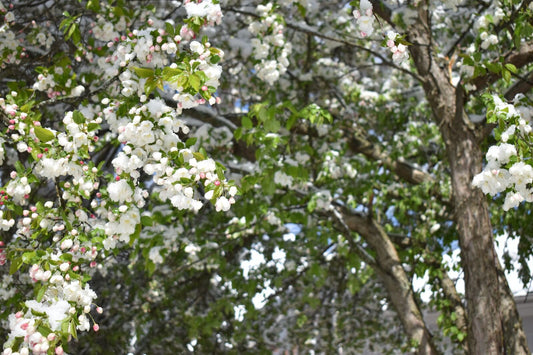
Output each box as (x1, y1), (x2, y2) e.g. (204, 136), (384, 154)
(1, 0), (533, 354)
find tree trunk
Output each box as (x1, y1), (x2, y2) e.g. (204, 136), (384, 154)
(404, 3), (530, 354)
(444, 118), (503, 354)
(344, 213), (439, 355)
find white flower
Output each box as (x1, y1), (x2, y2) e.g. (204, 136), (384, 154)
(108, 180), (133, 204)
(149, 247), (164, 264)
(360, 0), (372, 10)
(35, 158), (68, 179)
(117, 208), (140, 241)
(70, 85), (85, 97)
(314, 190), (333, 210)
(503, 191), (524, 211)
(472, 169), (509, 195)
(215, 196), (231, 212)
(357, 16), (374, 36)
(196, 159), (216, 173)
(274, 171), (293, 187)
(190, 41), (204, 54)
(486, 143), (517, 168)
(77, 314), (90, 331)
(4, 12), (14, 22)
(430, 223), (441, 234)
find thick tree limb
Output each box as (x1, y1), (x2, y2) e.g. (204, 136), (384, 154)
(347, 125), (433, 185)
(338, 206), (438, 355)
(504, 70), (533, 100)
(407, 3), (530, 354)
(471, 41), (533, 94)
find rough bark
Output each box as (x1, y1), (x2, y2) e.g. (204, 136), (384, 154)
(398, 2), (532, 354)
(496, 257), (531, 354)
(444, 123), (503, 354)
(404, 3), (519, 354)
(343, 212), (439, 355)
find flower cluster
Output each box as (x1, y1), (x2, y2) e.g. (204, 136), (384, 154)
(0, 1), (235, 353)
(473, 94), (533, 210)
(473, 7), (505, 50)
(248, 3), (291, 85)
(385, 31), (409, 64)
(353, 0), (374, 37)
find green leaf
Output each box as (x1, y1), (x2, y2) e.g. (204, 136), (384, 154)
(144, 77), (159, 95)
(141, 215), (153, 227)
(36, 284), (47, 302)
(87, 0), (100, 11)
(129, 223), (142, 246)
(193, 152), (206, 161)
(10, 257), (23, 275)
(70, 319), (78, 339)
(34, 126), (56, 142)
(189, 73), (201, 92)
(505, 63), (517, 74)
(61, 319), (69, 335)
(242, 116), (253, 129)
(37, 324), (52, 337)
(262, 176), (276, 195)
(186, 137), (197, 147)
(147, 260), (156, 276)
(234, 127), (243, 140)
(87, 123), (101, 132)
(485, 62), (501, 74)
(22, 251), (36, 264)
(502, 68), (511, 83)
(297, 314), (307, 327)
(72, 110), (86, 124)
(162, 67), (182, 78)
(165, 22), (175, 36)
(264, 118), (280, 132)
(133, 67), (155, 78)
(257, 106), (268, 122)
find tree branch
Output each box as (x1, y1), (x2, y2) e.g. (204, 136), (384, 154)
(338, 205), (438, 354)
(504, 70), (533, 100)
(471, 41), (533, 94)
(224, 6), (423, 83)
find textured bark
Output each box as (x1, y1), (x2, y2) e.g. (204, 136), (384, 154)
(404, 3), (521, 354)
(343, 213), (438, 355)
(496, 258), (530, 354)
(444, 121), (503, 354)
